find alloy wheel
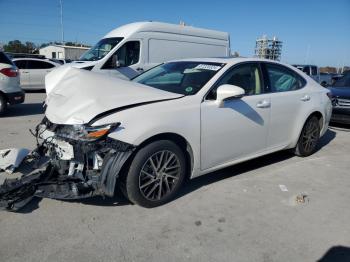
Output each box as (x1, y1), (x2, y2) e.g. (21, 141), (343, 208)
(301, 120), (319, 152)
(139, 150), (181, 201)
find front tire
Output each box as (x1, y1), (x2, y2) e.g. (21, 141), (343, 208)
(124, 140), (186, 208)
(295, 116), (320, 157)
(0, 94), (7, 115)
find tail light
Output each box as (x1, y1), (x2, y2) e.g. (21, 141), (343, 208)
(0, 67), (19, 77)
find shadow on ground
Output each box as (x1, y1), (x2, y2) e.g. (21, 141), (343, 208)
(15, 129), (336, 212)
(317, 246), (350, 262)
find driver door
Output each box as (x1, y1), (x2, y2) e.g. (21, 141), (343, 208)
(200, 63), (271, 170)
(102, 40), (142, 80)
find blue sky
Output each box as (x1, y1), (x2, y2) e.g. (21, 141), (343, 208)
(0, 0), (349, 67)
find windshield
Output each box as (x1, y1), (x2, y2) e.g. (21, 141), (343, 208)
(333, 73), (350, 87)
(132, 61), (225, 95)
(79, 37), (123, 61)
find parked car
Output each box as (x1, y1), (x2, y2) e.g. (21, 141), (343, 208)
(49, 58), (72, 65)
(71, 21), (230, 79)
(0, 51), (25, 115)
(330, 73), (344, 85)
(328, 72), (350, 124)
(293, 64), (320, 83)
(12, 58), (60, 90)
(0, 58), (332, 210)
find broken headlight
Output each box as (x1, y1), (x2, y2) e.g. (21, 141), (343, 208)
(56, 123), (120, 142)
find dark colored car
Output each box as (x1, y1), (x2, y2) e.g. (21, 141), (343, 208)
(328, 72), (350, 124)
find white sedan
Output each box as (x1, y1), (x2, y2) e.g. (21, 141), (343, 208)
(0, 58), (332, 210)
(12, 58), (60, 90)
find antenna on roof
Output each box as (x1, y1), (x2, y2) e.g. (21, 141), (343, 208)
(59, 0), (64, 45)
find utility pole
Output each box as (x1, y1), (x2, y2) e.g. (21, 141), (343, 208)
(59, 0), (64, 45)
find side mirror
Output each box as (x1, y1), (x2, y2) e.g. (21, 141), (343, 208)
(216, 84), (245, 106)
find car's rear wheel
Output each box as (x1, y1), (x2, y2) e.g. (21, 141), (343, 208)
(124, 140), (186, 207)
(295, 116), (320, 157)
(0, 94), (7, 115)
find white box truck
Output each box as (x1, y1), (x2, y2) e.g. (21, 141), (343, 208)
(72, 21), (230, 79)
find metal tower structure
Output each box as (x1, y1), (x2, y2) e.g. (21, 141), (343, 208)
(255, 35), (282, 61)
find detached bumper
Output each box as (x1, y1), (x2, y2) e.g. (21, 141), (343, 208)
(0, 136), (135, 211)
(6, 91), (25, 105)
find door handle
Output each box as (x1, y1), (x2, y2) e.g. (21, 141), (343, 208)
(300, 95), (311, 102)
(256, 100), (270, 108)
(22, 71), (29, 74)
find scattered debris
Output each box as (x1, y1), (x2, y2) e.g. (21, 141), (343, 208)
(218, 217), (226, 223)
(0, 148), (30, 174)
(279, 184), (288, 192)
(194, 220), (202, 226)
(296, 194), (309, 204)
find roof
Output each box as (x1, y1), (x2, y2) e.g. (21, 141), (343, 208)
(104, 21), (229, 41)
(40, 45), (90, 50)
(170, 57), (286, 64)
(167, 57), (298, 71)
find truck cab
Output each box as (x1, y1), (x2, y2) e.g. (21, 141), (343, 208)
(70, 21), (230, 80)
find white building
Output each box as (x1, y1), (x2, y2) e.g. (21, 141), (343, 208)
(39, 45), (90, 60)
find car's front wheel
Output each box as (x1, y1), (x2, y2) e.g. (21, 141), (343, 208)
(295, 116), (320, 157)
(124, 140), (186, 207)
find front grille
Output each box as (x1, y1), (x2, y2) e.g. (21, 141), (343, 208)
(333, 98), (350, 108)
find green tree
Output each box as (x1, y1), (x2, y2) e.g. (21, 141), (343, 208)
(4, 40), (37, 53)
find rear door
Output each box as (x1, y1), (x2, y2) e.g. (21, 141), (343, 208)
(262, 63), (309, 149)
(26, 60), (56, 89)
(13, 60), (30, 88)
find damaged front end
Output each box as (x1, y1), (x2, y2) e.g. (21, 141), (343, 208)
(0, 118), (135, 211)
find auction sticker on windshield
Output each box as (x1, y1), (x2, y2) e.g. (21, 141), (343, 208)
(194, 64), (222, 71)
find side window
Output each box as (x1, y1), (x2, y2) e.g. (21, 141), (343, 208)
(302, 67), (310, 75)
(13, 60), (27, 69)
(266, 64), (305, 92)
(311, 66), (318, 76)
(209, 63), (262, 100)
(26, 60), (55, 69)
(102, 41), (140, 69)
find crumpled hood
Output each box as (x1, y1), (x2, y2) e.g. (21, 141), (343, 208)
(45, 67), (183, 125)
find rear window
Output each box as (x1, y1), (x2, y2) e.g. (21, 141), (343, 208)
(0, 52), (13, 65)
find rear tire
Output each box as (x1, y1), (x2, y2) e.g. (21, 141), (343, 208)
(0, 94), (7, 115)
(295, 116), (320, 157)
(124, 140), (186, 208)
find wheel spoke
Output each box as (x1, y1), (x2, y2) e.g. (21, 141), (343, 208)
(164, 177), (171, 193)
(139, 150), (181, 201)
(157, 178), (163, 200)
(140, 178), (156, 189)
(149, 157), (158, 173)
(146, 183), (158, 198)
(141, 170), (155, 179)
(156, 151), (165, 170)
